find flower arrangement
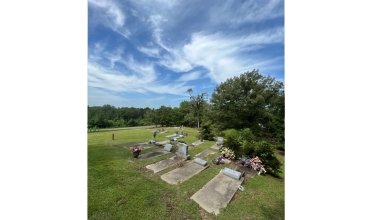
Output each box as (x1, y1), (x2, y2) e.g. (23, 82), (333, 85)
(131, 146), (142, 158)
(219, 147), (236, 160)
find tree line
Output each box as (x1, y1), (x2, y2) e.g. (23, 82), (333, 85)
(88, 69), (284, 142)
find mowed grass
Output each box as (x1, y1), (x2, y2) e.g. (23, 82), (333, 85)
(88, 127), (284, 220)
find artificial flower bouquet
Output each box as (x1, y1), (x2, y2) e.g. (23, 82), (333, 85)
(131, 146), (142, 158)
(219, 147), (236, 160)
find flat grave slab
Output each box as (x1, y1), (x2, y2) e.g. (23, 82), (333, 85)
(192, 140), (205, 146)
(190, 172), (244, 215)
(124, 143), (158, 150)
(156, 140), (169, 145)
(161, 162), (208, 185)
(195, 149), (216, 158)
(165, 134), (177, 138)
(146, 156), (180, 173)
(137, 150), (171, 160)
(210, 144), (222, 150)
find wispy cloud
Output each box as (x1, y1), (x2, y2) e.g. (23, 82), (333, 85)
(182, 28), (284, 83)
(88, 0), (284, 108)
(88, 0), (130, 38)
(176, 71), (202, 82)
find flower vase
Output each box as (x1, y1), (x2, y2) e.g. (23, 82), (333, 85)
(133, 151), (140, 158)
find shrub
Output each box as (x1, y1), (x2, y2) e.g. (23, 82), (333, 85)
(244, 141), (282, 175)
(222, 129), (240, 152)
(199, 121), (215, 141)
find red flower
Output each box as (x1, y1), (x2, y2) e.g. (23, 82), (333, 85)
(131, 146), (142, 153)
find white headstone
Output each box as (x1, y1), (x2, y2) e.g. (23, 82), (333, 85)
(164, 144), (173, 152)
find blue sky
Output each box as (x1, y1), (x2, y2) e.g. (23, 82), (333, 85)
(88, 0), (284, 109)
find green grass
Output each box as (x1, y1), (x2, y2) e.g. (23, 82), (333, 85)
(88, 127), (284, 220)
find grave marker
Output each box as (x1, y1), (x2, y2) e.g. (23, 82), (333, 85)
(176, 143), (190, 159)
(194, 158), (208, 166)
(164, 144), (173, 152)
(222, 167), (242, 180)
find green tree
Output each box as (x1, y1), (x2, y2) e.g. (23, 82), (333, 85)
(143, 108), (157, 126)
(187, 88), (208, 128)
(156, 105), (173, 127)
(208, 69), (284, 138)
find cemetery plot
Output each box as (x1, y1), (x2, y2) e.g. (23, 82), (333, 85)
(160, 161), (208, 185)
(194, 149), (216, 158)
(190, 171), (244, 215)
(137, 150), (171, 159)
(123, 143), (158, 150)
(145, 156), (181, 173)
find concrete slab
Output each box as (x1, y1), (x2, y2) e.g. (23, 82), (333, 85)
(165, 134), (177, 138)
(146, 156), (180, 173)
(190, 172), (244, 215)
(156, 140), (169, 145)
(137, 150), (171, 160)
(161, 162), (208, 184)
(195, 149), (216, 158)
(192, 140), (205, 146)
(124, 143), (159, 150)
(210, 144), (222, 150)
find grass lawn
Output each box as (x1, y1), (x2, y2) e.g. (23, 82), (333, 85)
(88, 127), (284, 220)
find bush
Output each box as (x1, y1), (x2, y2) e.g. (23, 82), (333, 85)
(222, 129), (240, 152)
(244, 141), (282, 175)
(199, 121), (215, 141)
(276, 143), (285, 151)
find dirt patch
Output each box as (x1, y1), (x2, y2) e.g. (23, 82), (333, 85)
(137, 165), (153, 177)
(199, 207), (213, 220)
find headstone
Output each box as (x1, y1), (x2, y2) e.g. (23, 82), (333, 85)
(148, 140), (156, 144)
(217, 137), (224, 144)
(194, 158), (208, 166)
(164, 144), (173, 152)
(222, 167), (242, 180)
(176, 143), (190, 159)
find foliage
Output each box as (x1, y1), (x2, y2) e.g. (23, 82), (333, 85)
(221, 128), (281, 174)
(187, 88), (208, 128)
(208, 69), (284, 139)
(199, 121), (215, 141)
(88, 105), (152, 128)
(222, 129), (241, 153)
(243, 141), (282, 175)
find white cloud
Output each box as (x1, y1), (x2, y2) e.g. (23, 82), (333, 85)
(88, 0), (130, 38)
(88, 44), (192, 97)
(176, 71), (202, 82)
(209, 0), (284, 25)
(182, 29), (284, 83)
(137, 46), (160, 58)
(88, 0), (284, 108)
